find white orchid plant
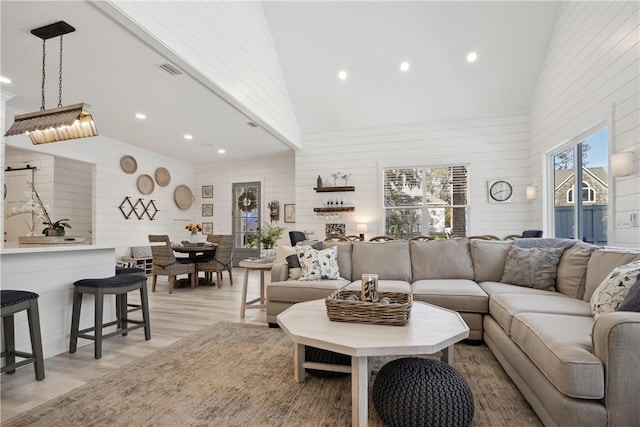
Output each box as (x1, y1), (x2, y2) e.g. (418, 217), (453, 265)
(5, 182), (71, 236)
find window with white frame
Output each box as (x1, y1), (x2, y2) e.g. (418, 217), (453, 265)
(383, 165), (468, 239)
(550, 126), (608, 245)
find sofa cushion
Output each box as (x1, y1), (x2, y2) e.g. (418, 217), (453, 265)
(511, 313), (603, 399)
(321, 241), (353, 281)
(345, 280), (412, 294)
(352, 241), (412, 282)
(489, 293), (592, 336)
(267, 279), (349, 303)
(479, 281), (568, 297)
(501, 246), (564, 291)
(295, 245), (340, 280)
(470, 239), (511, 282)
(584, 249), (640, 301)
(556, 242), (599, 299)
(412, 279), (488, 313)
(590, 261), (640, 320)
(616, 275), (640, 312)
(410, 239), (474, 280)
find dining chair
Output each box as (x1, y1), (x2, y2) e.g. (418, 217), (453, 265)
(466, 235), (501, 240)
(408, 235), (435, 241)
(368, 235), (397, 242)
(345, 235), (362, 242)
(148, 235), (196, 294)
(289, 231), (307, 246)
(324, 235), (348, 242)
(198, 235), (234, 288)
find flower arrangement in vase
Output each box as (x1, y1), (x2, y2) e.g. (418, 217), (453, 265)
(185, 222), (203, 243)
(5, 182), (71, 236)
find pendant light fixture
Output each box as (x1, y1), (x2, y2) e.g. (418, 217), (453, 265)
(4, 21), (98, 144)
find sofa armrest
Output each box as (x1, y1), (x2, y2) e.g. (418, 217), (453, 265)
(592, 311), (640, 427)
(271, 262), (289, 283)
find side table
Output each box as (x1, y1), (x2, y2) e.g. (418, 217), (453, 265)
(239, 260), (273, 318)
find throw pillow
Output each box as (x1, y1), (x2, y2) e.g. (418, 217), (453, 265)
(591, 260), (640, 319)
(286, 254), (302, 280)
(501, 246), (565, 291)
(295, 245), (340, 280)
(616, 275), (640, 313)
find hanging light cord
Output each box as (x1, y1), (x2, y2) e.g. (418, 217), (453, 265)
(58, 35), (64, 108)
(40, 39), (46, 111)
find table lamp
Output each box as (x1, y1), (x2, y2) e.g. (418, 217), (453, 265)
(356, 223), (368, 241)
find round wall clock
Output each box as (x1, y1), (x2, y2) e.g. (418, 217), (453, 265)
(488, 180), (513, 203)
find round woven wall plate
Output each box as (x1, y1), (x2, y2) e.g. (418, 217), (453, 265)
(174, 185), (194, 210)
(155, 167), (171, 187)
(137, 174), (155, 195)
(120, 155), (138, 174)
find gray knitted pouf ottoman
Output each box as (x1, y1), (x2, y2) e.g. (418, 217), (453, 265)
(304, 346), (351, 378)
(372, 357), (474, 427)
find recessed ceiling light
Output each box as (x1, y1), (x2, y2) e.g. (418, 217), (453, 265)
(135, 113), (146, 120)
(184, 134), (193, 140)
(338, 70), (348, 80)
(400, 62), (410, 72)
(218, 149), (226, 154)
(466, 52), (478, 63)
(0, 76), (11, 84)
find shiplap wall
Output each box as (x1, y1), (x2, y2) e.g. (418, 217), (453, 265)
(295, 114), (531, 239)
(194, 151), (295, 241)
(2, 106), (198, 259)
(106, 0), (300, 148)
(528, 1), (640, 247)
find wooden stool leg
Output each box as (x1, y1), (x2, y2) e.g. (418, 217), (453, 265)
(94, 289), (104, 359)
(140, 283), (151, 340)
(27, 299), (45, 380)
(240, 268), (250, 318)
(3, 313), (16, 374)
(69, 289), (82, 353)
(118, 294), (128, 336)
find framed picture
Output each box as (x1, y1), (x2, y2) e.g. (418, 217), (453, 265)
(284, 204), (295, 223)
(202, 203), (213, 217)
(202, 185), (213, 198)
(325, 223), (346, 237)
(202, 222), (213, 235)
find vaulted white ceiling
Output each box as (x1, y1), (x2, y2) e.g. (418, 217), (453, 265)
(1, 1), (560, 163)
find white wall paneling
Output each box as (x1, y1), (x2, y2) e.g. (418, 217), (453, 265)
(528, 1), (640, 247)
(296, 114), (531, 239)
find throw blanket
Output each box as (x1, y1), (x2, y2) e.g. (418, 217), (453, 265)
(512, 237), (579, 250)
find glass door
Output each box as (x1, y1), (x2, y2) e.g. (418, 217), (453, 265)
(232, 182), (261, 265)
(552, 127), (608, 245)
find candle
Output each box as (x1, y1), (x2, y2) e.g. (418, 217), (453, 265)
(361, 274), (379, 302)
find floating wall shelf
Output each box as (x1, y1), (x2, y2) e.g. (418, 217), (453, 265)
(314, 186), (355, 192)
(313, 207), (355, 213)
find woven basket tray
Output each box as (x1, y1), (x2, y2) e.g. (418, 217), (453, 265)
(325, 289), (412, 326)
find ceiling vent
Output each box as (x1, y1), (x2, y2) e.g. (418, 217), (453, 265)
(157, 63), (183, 76)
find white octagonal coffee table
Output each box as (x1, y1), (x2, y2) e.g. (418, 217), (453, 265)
(277, 299), (470, 427)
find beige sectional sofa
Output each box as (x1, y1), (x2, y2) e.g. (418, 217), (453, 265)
(266, 239), (640, 427)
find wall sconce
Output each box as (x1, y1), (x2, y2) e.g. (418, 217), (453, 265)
(4, 21), (98, 144)
(356, 223), (368, 241)
(611, 152), (633, 177)
(526, 185), (538, 201)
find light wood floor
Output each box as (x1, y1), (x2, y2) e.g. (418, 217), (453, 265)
(1, 269), (269, 422)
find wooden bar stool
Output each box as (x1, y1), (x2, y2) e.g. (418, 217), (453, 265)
(69, 274), (151, 359)
(1, 290), (45, 380)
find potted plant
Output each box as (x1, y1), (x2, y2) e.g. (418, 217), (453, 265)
(258, 223), (284, 261)
(42, 218), (72, 237)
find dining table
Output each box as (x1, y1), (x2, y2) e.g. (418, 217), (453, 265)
(171, 243), (217, 287)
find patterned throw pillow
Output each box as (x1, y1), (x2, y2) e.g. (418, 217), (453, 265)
(286, 254), (302, 280)
(501, 246), (565, 291)
(591, 261), (640, 320)
(295, 245), (340, 280)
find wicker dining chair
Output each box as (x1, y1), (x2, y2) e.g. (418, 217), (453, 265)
(198, 235), (234, 288)
(408, 235), (435, 241)
(324, 235), (349, 242)
(368, 235), (397, 242)
(148, 235), (196, 294)
(345, 235), (362, 242)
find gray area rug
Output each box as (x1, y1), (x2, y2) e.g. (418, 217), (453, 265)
(5, 322), (541, 426)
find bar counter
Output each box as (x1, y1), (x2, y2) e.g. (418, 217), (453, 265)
(1, 243), (117, 358)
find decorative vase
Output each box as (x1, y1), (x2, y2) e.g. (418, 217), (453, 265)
(189, 232), (198, 244)
(261, 247), (276, 262)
